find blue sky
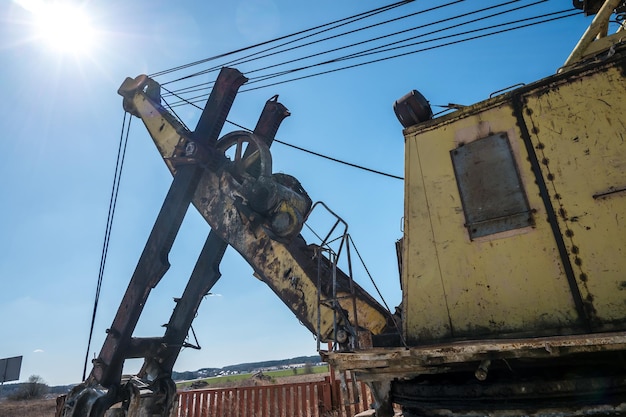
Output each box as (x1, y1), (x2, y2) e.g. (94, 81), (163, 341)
(0, 0), (603, 386)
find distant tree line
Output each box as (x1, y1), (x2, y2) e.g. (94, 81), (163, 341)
(222, 355), (321, 373)
(171, 355), (321, 381)
(5, 375), (48, 401)
(0, 375), (74, 401)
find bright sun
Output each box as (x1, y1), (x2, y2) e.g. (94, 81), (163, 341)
(16, 0), (96, 55)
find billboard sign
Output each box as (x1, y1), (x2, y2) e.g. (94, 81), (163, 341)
(0, 356), (23, 383)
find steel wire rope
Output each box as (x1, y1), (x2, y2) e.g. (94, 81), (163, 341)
(271, 138), (404, 180)
(158, 84), (404, 180)
(221, 117), (404, 180)
(347, 234), (408, 348)
(167, 9), (576, 104)
(156, 10), (577, 178)
(160, 92), (192, 133)
(243, 7), (572, 85)
(218, 0), (527, 83)
(82, 112), (132, 381)
(238, 10), (579, 92)
(165, 4), (571, 105)
(160, 0), (410, 88)
(315, 0), (550, 65)
(157, 10), (578, 180)
(160, 0), (462, 95)
(329, 3), (563, 63)
(158, 0), (415, 100)
(159, 0), (403, 97)
(158, 0), (393, 97)
(242, 0), (547, 86)
(158, 3), (399, 98)
(153, 0), (413, 84)
(161, 0), (540, 100)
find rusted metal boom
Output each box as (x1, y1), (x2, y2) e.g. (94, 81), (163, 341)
(59, 67), (396, 417)
(116, 71), (395, 348)
(138, 94), (292, 382)
(92, 68), (246, 391)
(60, 68), (249, 417)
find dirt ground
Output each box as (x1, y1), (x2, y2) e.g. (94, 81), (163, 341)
(0, 397), (57, 417)
(0, 373), (330, 417)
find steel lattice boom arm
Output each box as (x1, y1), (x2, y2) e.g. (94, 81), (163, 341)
(117, 71), (395, 344)
(59, 67), (396, 417)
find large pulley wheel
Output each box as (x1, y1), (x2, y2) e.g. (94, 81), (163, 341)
(216, 131), (272, 179)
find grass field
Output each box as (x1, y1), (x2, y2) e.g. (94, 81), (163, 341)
(177, 365), (329, 389)
(0, 398), (56, 417)
(0, 366), (331, 416)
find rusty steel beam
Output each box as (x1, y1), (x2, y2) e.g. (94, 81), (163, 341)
(194, 68), (248, 146)
(119, 75), (395, 346)
(88, 68), (247, 391)
(89, 163), (202, 389)
(138, 95), (292, 379)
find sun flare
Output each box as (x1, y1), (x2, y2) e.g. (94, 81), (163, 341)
(16, 0), (96, 55)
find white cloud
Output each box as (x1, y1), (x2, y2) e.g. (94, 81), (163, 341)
(33, 349), (44, 353)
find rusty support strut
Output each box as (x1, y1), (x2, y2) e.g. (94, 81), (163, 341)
(138, 95), (291, 380)
(59, 69), (248, 417)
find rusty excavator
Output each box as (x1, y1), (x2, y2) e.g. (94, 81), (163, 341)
(58, 1), (626, 416)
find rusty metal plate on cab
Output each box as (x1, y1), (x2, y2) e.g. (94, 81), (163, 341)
(451, 133), (532, 239)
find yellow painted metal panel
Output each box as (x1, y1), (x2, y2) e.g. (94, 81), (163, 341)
(403, 136), (452, 341)
(521, 64), (626, 328)
(403, 102), (580, 344)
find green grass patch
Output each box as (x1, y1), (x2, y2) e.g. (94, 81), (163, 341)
(177, 365), (328, 389)
(267, 365), (328, 378)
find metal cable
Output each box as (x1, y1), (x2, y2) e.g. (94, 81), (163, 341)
(158, 86), (404, 180)
(82, 112), (132, 381)
(151, 0), (413, 81)
(224, 118), (404, 180)
(162, 0), (462, 90)
(230, 0), (521, 81)
(348, 234), (408, 348)
(167, 7), (572, 101)
(161, 0), (410, 86)
(165, 4), (575, 101)
(239, 11), (578, 92)
(160, 0), (462, 96)
(147, 5), (578, 181)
